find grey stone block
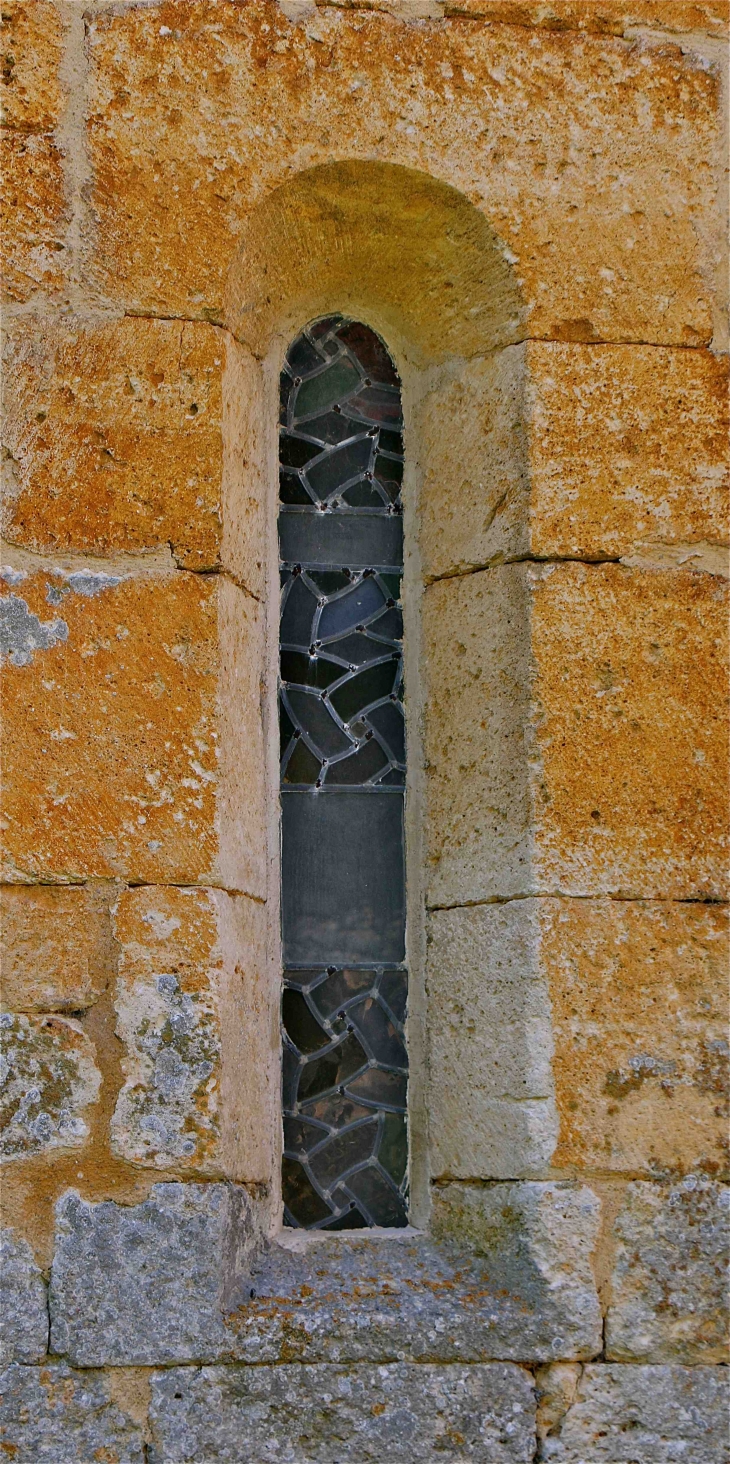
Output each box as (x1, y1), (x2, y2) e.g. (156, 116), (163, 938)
(541, 1363), (729, 1463)
(0, 1228), (48, 1364)
(149, 1362), (536, 1463)
(50, 1182), (264, 1365)
(606, 1178), (729, 1363)
(0, 1362), (145, 1463)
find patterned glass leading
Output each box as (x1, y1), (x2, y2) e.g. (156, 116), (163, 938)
(278, 316), (408, 1229)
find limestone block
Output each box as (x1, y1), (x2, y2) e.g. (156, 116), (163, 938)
(0, 885), (108, 1013)
(0, 566), (265, 891)
(526, 344), (729, 568)
(417, 346), (529, 581)
(530, 564), (728, 900)
(0, 1229), (48, 1364)
(540, 1363), (729, 1463)
(432, 1182), (602, 1360)
(426, 902), (558, 1179)
(0, 131), (68, 302)
(424, 564), (728, 905)
(50, 1182), (265, 1366)
(442, 2), (729, 36)
(606, 1178), (729, 1363)
(0, 1013), (101, 1160)
(111, 886), (277, 1179)
(543, 899), (729, 1177)
(0, 1362), (145, 1463)
(2, 317), (224, 569)
(0, 1), (65, 131)
(85, 6), (718, 346)
(148, 1362), (537, 1463)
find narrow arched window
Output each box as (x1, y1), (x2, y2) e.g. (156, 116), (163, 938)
(278, 316), (408, 1229)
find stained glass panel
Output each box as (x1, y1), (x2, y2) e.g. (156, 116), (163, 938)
(279, 315), (408, 1229)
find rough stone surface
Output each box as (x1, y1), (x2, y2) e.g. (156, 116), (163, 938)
(2, 317), (224, 569)
(442, 2), (729, 36)
(425, 563), (728, 906)
(0, 0), (65, 133)
(0, 1013), (101, 1160)
(427, 902), (558, 1179)
(149, 1361), (537, 1463)
(0, 885), (109, 1013)
(0, 1229), (48, 1364)
(526, 343), (729, 566)
(0, 131), (68, 303)
(540, 1363), (730, 1463)
(0, 1362), (145, 1463)
(85, 4), (720, 347)
(50, 1182), (265, 1365)
(543, 899), (729, 1177)
(0, 566), (265, 892)
(606, 1178), (729, 1363)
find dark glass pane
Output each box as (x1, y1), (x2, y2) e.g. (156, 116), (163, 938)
(366, 701), (405, 764)
(308, 1119), (379, 1189)
(379, 1113), (408, 1186)
(329, 660), (397, 722)
(345, 1165), (408, 1227)
(297, 1032), (369, 1103)
(282, 738), (321, 786)
(293, 359), (361, 419)
(282, 989), (330, 1054)
(324, 739), (389, 785)
(317, 578), (385, 640)
(285, 689), (352, 761)
(279, 511), (403, 571)
(281, 791), (405, 966)
(280, 575), (318, 649)
(306, 438), (373, 501)
(282, 1158), (332, 1227)
(280, 319), (408, 1230)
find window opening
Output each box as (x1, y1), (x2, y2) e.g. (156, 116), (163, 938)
(278, 316), (408, 1229)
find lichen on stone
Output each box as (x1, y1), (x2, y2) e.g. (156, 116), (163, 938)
(0, 1012), (101, 1159)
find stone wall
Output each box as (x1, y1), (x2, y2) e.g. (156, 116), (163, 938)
(1, 0), (728, 1458)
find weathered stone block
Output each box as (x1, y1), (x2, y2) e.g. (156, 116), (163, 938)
(606, 1178), (729, 1363)
(543, 899), (729, 1177)
(432, 1183), (602, 1363)
(0, 1362), (145, 1463)
(0, 131), (68, 302)
(50, 1182), (265, 1365)
(84, 6), (719, 347)
(526, 344), (729, 568)
(111, 886), (277, 1179)
(0, 566), (265, 891)
(0, 1229), (48, 1364)
(442, 2), (729, 38)
(0, 1), (65, 132)
(0, 1013), (100, 1160)
(149, 1361), (537, 1463)
(2, 317), (224, 569)
(540, 1363), (729, 1463)
(0, 885), (109, 1013)
(424, 564), (728, 905)
(427, 902), (558, 1179)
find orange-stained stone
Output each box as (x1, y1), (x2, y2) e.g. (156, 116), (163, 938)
(424, 563), (728, 904)
(532, 563), (729, 899)
(2, 317), (224, 569)
(1, 0), (65, 132)
(0, 565), (265, 891)
(0, 130), (68, 301)
(542, 899), (729, 1177)
(441, 1), (729, 35)
(527, 343), (729, 565)
(0, 885), (109, 1012)
(84, 1), (718, 346)
(0, 1013), (101, 1160)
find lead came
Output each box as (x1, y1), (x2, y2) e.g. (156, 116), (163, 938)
(278, 316), (409, 1229)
